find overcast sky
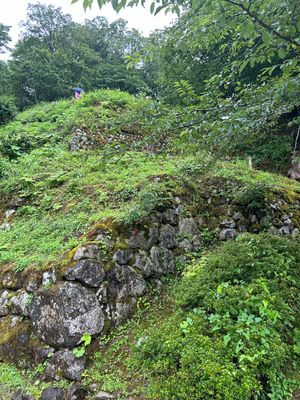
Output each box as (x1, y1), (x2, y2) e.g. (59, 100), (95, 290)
(0, 0), (174, 60)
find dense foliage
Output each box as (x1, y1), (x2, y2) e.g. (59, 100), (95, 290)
(130, 234), (300, 399)
(2, 4), (148, 108)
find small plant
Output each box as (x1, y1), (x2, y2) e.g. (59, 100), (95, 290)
(72, 333), (92, 358)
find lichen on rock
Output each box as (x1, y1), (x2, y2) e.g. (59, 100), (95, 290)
(30, 282), (105, 348)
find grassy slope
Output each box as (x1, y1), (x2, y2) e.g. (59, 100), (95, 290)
(0, 90), (300, 399)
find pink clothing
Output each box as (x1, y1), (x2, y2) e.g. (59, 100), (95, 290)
(75, 91), (81, 99)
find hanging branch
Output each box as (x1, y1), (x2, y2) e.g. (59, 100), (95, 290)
(224, 0), (300, 48)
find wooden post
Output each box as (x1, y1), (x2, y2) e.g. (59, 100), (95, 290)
(247, 156), (252, 170)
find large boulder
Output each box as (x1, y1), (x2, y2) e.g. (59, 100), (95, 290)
(30, 282), (105, 348)
(150, 246), (175, 274)
(64, 259), (105, 287)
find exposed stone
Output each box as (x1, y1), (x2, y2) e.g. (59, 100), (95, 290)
(238, 225), (247, 233)
(161, 209), (178, 225)
(283, 218), (293, 229)
(113, 249), (132, 265)
(0, 316), (39, 365)
(178, 217), (198, 236)
(159, 224), (177, 249)
(220, 220), (236, 229)
(269, 226), (278, 235)
(108, 264), (147, 298)
(147, 226), (159, 247)
(22, 268), (43, 292)
(0, 222), (11, 231)
(0, 289), (10, 316)
(278, 226), (290, 235)
(9, 290), (31, 316)
(40, 387), (65, 400)
(0, 266), (43, 292)
(66, 382), (86, 400)
(34, 346), (55, 364)
(64, 259), (105, 287)
(113, 299), (136, 326)
(11, 390), (34, 400)
(178, 239), (193, 252)
(73, 244), (103, 262)
(192, 235), (202, 251)
(45, 349), (86, 381)
(134, 250), (154, 277)
(256, 209), (265, 220)
(150, 246), (175, 274)
(30, 282), (105, 348)
(42, 270), (57, 286)
(5, 209), (16, 219)
(232, 212), (243, 221)
(126, 231), (148, 250)
(250, 214), (258, 224)
(95, 392), (115, 400)
(69, 128), (90, 152)
(219, 229), (237, 240)
(292, 228), (299, 236)
(96, 284), (108, 303)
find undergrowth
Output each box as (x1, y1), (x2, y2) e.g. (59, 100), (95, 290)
(81, 234), (300, 400)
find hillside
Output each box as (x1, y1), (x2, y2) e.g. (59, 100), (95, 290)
(0, 90), (299, 399)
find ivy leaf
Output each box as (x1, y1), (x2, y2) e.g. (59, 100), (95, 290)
(82, 333), (92, 346)
(72, 347), (85, 358)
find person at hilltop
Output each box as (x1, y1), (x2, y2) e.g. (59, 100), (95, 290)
(73, 87), (84, 100)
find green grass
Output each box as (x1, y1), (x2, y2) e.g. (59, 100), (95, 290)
(214, 160), (300, 193)
(0, 363), (68, 399)
(0, 90), (299, 273)
(0, 148), (181, 270)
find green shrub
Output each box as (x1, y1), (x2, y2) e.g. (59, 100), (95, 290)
(132, 234), (300, 399)
(0, 96), (17, 125)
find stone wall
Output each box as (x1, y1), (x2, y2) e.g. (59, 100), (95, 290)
(0, 181), (299, 383)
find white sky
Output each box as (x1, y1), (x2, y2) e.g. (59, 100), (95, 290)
(0, 0), (174, 60)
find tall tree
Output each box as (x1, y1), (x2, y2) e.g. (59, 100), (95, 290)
(21, 2), (73, 52)
(0, 23), (11, 53)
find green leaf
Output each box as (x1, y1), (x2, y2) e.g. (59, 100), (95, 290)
(154, 5), (165, 15)
(150, 2), (155, 14)
(239, 60), (248, 74)
(278, 48), (287, 59)
(223, 334), (231, 345)
(72, 347), (85, 358)
(82, 333), (92, 346)
(262, 31), (272, 46)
